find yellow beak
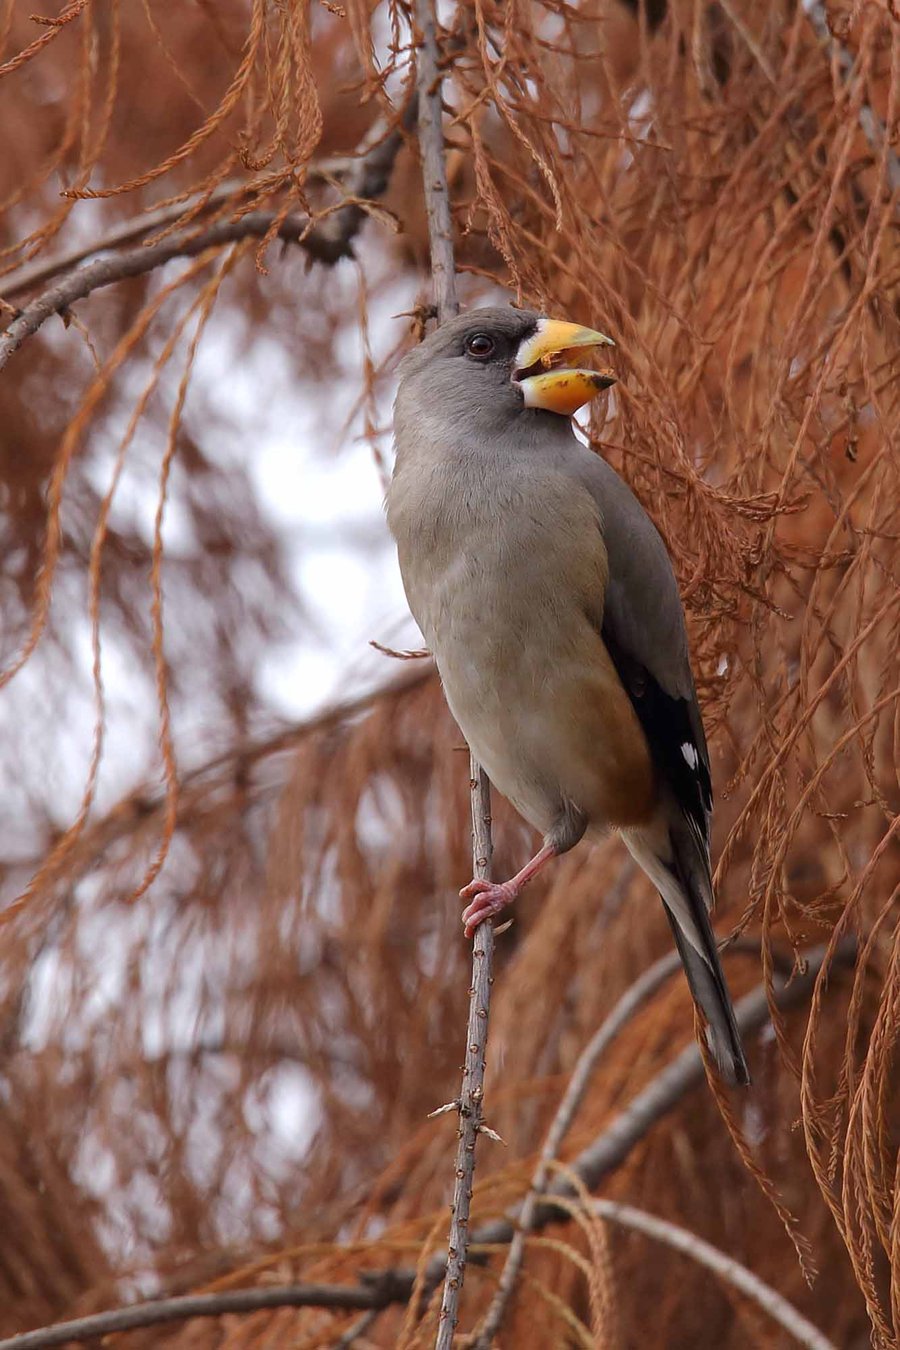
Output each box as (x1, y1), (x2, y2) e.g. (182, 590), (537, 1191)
(514, 318), (616, 417)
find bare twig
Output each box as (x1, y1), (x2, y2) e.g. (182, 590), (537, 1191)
(414, 0), (458, 327)
(592, 1200), (837, 1350)
(410, 0), (497, 1345)
(432, 757), (495, 1345)
(0, 944), (854, 1350)
(369, 639), (432, 660)
(0, 101), (417, 372)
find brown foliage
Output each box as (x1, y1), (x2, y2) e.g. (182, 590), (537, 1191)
(0, 0), (897, 1346)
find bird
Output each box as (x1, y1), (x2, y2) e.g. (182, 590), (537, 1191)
(385, 305), (749, 1086)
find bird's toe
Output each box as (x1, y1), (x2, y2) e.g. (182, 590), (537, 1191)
(461, 881), (516, 938)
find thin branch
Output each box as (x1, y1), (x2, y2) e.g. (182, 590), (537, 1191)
(0, 943), (855, 1350)
(411, 0), (496, 1345)
(593, 1200), (837, 1350)
(0, 99), (417, 372)
(432, 755), (495, 1344)
(415, 0), (458, 326)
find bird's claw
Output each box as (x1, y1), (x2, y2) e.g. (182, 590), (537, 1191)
(460, 878), (518, 938)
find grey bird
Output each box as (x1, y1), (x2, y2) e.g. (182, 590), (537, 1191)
(386, 306), (749, 1085)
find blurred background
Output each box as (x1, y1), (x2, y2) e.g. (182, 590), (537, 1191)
(0, 0), (897, 1345)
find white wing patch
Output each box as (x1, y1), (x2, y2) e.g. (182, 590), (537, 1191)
(681, 741), (699, 770)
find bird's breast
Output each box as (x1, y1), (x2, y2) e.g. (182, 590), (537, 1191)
(388, 461), (654, 833)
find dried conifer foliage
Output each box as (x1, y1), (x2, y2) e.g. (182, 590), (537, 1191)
(0, 0), (897, 1346)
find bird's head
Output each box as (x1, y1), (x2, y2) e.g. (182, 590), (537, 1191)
(395, 307), (616, 433)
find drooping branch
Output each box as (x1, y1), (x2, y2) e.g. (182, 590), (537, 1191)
(0, 99), (417, 372)
(469, 939), (855, 1248)
(591, 1200), (836, 1350)
(472, 944), (689, 1349)
(0, 942), (853, 1350)
(0, 178), (270, 303)
(0, 215), (314, 370)
(0, 148), (396, 305)
(801, 0), (900, 195)
(0, 663), (434, 936)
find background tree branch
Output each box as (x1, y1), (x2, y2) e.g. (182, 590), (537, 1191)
(0, 98), (417, 370)
(0, 941), (853, 1350)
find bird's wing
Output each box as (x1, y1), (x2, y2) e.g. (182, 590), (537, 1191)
(576, 454), (748, 1083)
(576, 454), (712, 857)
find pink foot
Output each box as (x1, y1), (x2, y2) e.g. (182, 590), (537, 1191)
(460, 878), (519, 939)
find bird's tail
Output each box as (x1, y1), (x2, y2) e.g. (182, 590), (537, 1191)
(622, 814), (750, 1086)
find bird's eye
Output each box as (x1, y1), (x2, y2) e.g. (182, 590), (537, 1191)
(465, 333), (495, 359)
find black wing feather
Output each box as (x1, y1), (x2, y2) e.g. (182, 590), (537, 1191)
(601, 618), (711, 845)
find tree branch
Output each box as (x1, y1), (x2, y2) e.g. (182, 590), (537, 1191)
(410, 1), (498, 1345)
(592, 1200), (836, 1350)
(0, 1282), (399, 1350)
(0, 100), (417, 372)
(331, 1307), (383, 1347)
(0, 943), (854, 1350)
(0, 149), (394, 306)
(0, 179), (266, 304)
(414, 0), (458, 327)
(431, 754), (495, 1345)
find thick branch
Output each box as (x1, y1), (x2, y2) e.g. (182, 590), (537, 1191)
(0, 214), (329, 370)
(1, 178), (266, 303)
(0, 943), (854, 1350)
(0, 102), (416, 372)
(0, 148), (391, 305)
(0, 1283), (398, 1350)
